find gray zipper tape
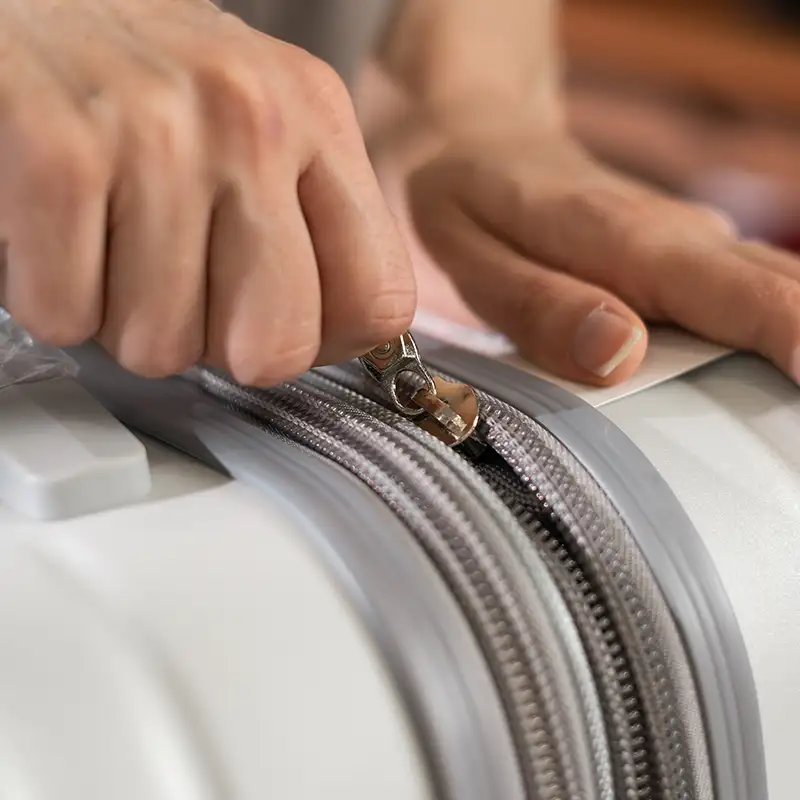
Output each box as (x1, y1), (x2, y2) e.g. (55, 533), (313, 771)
(419, 338), (768, 800)
(69, 343), (525, 800)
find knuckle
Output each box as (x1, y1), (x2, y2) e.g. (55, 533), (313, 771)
(293, 52), (357, 135)
(755, 273), (800, 319)
(560, 186), (635, 241)
(196, 58), (283, 153)
(723, 270), (800, 360)
(296, 52), (343, 96)
(124, 77), (198, 162)
(21, 125), (107, 201)
(555, 184), (668, 264)
(688, 203), (739, 239)
(215, 10), (253, 35)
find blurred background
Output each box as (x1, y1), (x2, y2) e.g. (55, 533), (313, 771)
(562, 0), (800, 251)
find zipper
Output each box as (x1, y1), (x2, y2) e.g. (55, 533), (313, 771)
(311, 360), (661, 799)
(197, 364), (610, 800)
(358, 334), (480, 447)
(475, 398), (713, 800)
(351, 334), (712, 799)
(475, 457), (656, 799)
(196, 331), (713, 800)
(356, 332), (712, 799)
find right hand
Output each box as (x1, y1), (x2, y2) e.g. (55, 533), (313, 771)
(0, 0), (415, 385)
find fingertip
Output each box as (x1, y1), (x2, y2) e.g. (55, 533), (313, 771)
(566, 303), (647, 385)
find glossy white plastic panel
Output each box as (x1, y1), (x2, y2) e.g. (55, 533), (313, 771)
(0, 440), (433, 800)
(603, 354), (800, 800)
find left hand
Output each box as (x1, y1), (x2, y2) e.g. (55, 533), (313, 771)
(368, 93), (800, 387)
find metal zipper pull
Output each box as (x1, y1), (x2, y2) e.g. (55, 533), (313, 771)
(359, 332), (480, 447)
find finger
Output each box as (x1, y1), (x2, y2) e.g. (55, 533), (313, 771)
(282, 50), (416, 364)
(300, 150), (416, 367)
(0, 99), (107, 345)
(452, 160), (800, 383)
(412, 202), (647, 385)
(531, 191), (800, 383)
(98, 84), (209, 377)
(204, 176), (321, 387)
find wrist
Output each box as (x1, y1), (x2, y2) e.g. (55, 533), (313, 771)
(376, 0), (563, 133)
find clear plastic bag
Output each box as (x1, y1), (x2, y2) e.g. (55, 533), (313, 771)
(0, 309), (78, 391)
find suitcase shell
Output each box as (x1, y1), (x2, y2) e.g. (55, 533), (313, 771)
(604, 354), (800, 800)
(0, 348), (796, 799)
(0, 439), (439, 800)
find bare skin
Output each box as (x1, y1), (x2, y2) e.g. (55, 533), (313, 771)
(0, 0), (415, 386)
(1, 0), (800, 388)
(374, 0), (800, 386)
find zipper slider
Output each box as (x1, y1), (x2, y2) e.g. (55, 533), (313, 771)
(359, 332), (480, 447)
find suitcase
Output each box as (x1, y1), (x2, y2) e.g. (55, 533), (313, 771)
(0, 335), (796, 800)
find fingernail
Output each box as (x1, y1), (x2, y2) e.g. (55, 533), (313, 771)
(572, 305), (643, 378)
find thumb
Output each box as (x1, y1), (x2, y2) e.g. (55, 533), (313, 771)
(412, 202), (648, 385)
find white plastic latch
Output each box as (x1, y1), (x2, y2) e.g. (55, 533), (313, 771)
(0, 378), (151, 520)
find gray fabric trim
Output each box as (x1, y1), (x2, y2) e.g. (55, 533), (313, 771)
(68, 343), (525, 800)
(418, 337), (768, 800)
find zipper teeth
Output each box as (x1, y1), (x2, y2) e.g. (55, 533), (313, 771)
(299, 368), (617, 800)
(481, 400), (705, 800)
(307, 364), (709, 799)
(310, 364), (659, 798)
(479, 462), (656, 800)
(198, 370), (589, 800)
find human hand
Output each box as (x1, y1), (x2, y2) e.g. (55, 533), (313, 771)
(404, 124), (800, 386)
(0, 0), (414, 385)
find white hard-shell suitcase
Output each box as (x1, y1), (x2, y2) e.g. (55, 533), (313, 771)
(0, 340), (797, 800)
